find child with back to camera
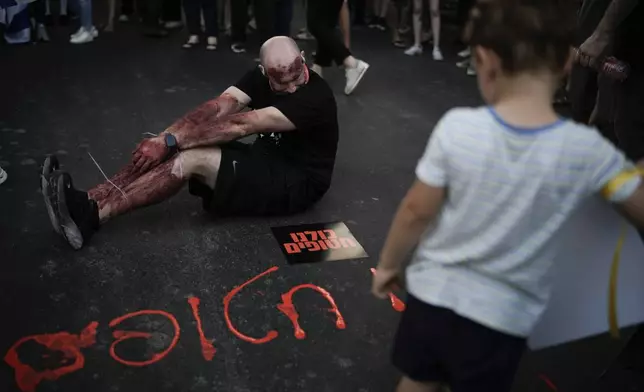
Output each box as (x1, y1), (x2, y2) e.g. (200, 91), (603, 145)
(371, 1), (644, 392)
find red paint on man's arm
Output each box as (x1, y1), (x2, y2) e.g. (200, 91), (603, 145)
(370, 268), (406, 312)
(108, 310), (180, 367)
(177, 111), (259, 150)
(187, 297), (216, 361)
(4, 321), (99, 392)
(277, 284), (346, 340)
(167, 94), (242, 134)
(223, 266), (280, 344)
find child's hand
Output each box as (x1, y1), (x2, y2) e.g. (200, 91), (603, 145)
(371, 267), (402, 299)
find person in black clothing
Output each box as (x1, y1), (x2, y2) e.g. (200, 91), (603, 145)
(578, 0), (643, 242)
(40, 37), (339, 250)
(307, 0), (370, 95)
(182, 0), (219, 49)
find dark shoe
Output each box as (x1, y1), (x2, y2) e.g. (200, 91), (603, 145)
(230, 43), (246, 54)
(55, 171), (99, 250)
(143, 26), (169, 37)
(41, 155), (61, 234)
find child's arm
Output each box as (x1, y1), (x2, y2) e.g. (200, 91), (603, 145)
(611, 160), (644, 227)
(372, 180), (446, 298)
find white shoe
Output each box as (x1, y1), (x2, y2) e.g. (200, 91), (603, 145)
(456, 58), (470, 68)
(344, 60), (369, 95)
(37, 24), (50, 42)
(70, 28), (94, 44)
(311, 64), (323, 77)
(118, 14), (129, 22)
(0, 167), (7, 185)
(467, 64), (477, 76)
(458, 47), (471, 58)
(164, 21), (182, 29)
(432, 47), (443, 61)
(71, 26), (98, 39)
(404, 45), (423, 56)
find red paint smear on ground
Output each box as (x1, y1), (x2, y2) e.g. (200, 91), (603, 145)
(108, 310), (180, 367)
(223, 266), (280, 344)
(187, 296), (216, 361)
(277, 284), (346, 340)
(539, 374), (558, 391)
(370, 268), (406, 312)
(4, 321), (99, 392)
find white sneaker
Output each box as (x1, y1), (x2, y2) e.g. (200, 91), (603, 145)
(467, 64), (477, 76)
(456, 58), (470, 68)
(118, 14), (129, 22)
(164, 21), (182, 29)
(458, 47), (471, 58)
(311, 64), (323, 77)
(432, 47), (443, 61)
(0, 167), (7, 185)
(71, 26), (98, 39)
(404, 45), (423, 56)
(70, 28), (94, 44)
(344, 60), (369, 95)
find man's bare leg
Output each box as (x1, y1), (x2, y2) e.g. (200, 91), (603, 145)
(396, 377), (444, 392)
(98, 148), (221, 222)
(52, 148), (221, 249)
(87, 163), (141, 203)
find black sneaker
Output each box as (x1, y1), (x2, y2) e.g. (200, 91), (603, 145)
(231, 43), (246, 54)
(41, 155), (61, 234)
(55, 171), (99, 250)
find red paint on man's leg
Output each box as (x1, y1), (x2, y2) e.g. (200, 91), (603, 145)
(187, 297), (216, 361)
(108, 310), (180, 367)
(223, 267), (280, 344)
(88, 163), (140, 203)
(4, 322), (99, 392)
(370, 268), (406, 312)
(277, 284), (346, 340)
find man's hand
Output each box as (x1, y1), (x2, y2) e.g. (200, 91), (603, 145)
(579, 32), (611, 67)
(132, 136), (167, 173)
(371, 267), (402, 299)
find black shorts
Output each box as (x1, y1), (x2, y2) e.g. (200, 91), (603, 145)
(188, 142), (325, 217)
(392, 294), (527, 392)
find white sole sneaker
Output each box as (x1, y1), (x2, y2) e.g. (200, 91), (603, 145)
(344, 61), (370, 95)
(0, 167), (7, 185)
(432, 48), (444, 61)
(404, 45), (423, 56)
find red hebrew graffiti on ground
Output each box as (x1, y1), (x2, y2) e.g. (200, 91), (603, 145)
(109, 310), (181, 367)
(4, 322), (98, 392)
(188, 296), (217, 361)
(277, 284), (346, 339)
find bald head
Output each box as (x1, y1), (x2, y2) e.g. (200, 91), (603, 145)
(259, 36), (308, 94)
(259, 36), (302, 68)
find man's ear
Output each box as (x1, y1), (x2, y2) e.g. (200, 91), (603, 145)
(300, 50), (306, 63)
(258, 65), (266, 76)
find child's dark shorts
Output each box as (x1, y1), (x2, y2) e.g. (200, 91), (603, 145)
(393, 294), (527, 392)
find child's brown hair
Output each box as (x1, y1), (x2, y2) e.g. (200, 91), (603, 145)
(464, 0), (576, 75)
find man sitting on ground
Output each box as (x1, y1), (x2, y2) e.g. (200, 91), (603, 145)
(40, 36), (339, 250)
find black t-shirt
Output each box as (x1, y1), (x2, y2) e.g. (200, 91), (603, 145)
(234, 67), (339, 189)
(613, 2), (644, 70)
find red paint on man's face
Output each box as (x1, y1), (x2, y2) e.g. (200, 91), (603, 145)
(266, 57), (307, 93)
(188, 297), (216, 361)
(223, 266), (280, 344)
(277, 284), (346, 340)
(108, 310), (180, 367)
(4, 322), (99, 392)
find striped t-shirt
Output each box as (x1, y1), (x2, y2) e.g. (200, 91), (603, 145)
(406, 107), (641, 337)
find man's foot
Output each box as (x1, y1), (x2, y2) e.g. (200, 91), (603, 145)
(231, 43), (246, 54)
(206, 36), (217, 51)
(311, 64), (323, 77)
(0, 166), (7, 185)
(404, 45), (423, 56)
(183, 34), (199, 49)
(344, 60), (369, 95)
(37, 24), (50, 42)
(164, 20), (183, 29)
(458, 47), (471, 58)
(70, 27), (95, 44)
(432, 47), (443, 61)
(41, 155), (61, 233)
(54, 171), (99, 250)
